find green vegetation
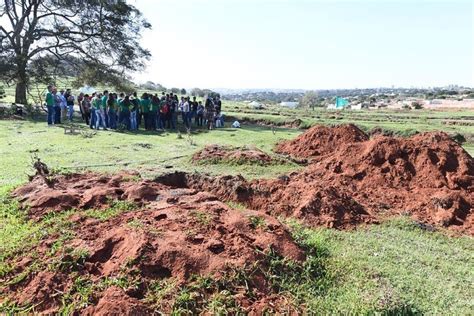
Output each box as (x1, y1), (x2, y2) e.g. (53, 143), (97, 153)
(225, 201), (247, 211)
(288, 218), (474, 314)
(190, 210), (213, 226)
(84, 199), (137, 221)
(248, 215), (266, 229)
(0, 120), (301, 187)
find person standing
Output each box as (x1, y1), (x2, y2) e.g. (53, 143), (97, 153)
(191, 96), (198, 126)
(131, 93), (139, 130)
(150, 94), (161, 130)
(95, 93), (107, 130)
(215, 96), (222, 115)
(65, 89), (75, 122)
(160, 96), (169, 129)
(89, 93), (97, 129)
(119, 95), (131, 130)
(81, 94), (91, 126)
(196, 101), (204, 127)
(170, 94), (178, 129)
(59, 89), (67, 122)
(45, 85), (55, 126)
(140, 93), (151, 130)
(53, 87), (64, 124)
(205, 97), (215, 130)
(77, 92), (85, 122)
(107, 94), (117, 129)
(101, 90), (109, 128)
(182, 97), (191, 129)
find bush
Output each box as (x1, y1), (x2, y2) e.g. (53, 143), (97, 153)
(451, 133), (466, 144)
(299, 91), (319, 109)
(0, 86), (5, 100)
(411, 101), (423, 109)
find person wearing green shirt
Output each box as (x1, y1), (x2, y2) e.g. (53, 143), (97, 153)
(101, 90), (109, 128)
(140, 93), (151, 130)
(93, 93), (107, 130)
(119, 95), (131, 130)
(45, 85), (55, 126)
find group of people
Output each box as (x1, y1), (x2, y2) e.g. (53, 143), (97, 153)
(44, 87), (76, 124)
(45, 86), (224, 131)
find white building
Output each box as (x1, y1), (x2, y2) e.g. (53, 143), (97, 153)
(279, 101), (299, 108)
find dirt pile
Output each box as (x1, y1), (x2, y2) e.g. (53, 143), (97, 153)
(192, 144), (273, 165)
(183, 127), (474, 234)
(275, 124), (369, 159)
(6, 173), (304, 314)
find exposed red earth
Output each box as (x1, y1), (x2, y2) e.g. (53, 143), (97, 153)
(5, 173), (304, 314)
(187, 125), (473, 234)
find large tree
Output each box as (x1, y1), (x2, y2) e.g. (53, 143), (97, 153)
(0, 0), (151, 104)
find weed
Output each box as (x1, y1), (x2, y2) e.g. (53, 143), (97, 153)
(225, 200), (247, 211)
(248, 215), (266, 229)
(127, 218), (144, 229)
(0, 299), (38, 314)
(84, 199), (137, 221)
(59, 276), (95, 313)
(190, 210), (212, 226)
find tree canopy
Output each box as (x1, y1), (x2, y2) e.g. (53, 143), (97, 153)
(0, 0), (151, 104)
(300, 91), (320, 109)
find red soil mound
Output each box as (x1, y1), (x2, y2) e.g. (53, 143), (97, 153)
(184, 129), (473, 234)
(6, 173), (304, 314)
(192, 144), (273, 165)
(275, 124), (369, 158)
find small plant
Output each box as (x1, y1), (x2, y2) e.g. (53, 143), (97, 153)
(248, 215), (266, 229)
(225, 201), (247, 211)
(190, 210), (212, 226)
(59, 276), (95, 313)
(122, 174), (142, 182)
(127, 218), (144, 229)
(85, 199), (137, 221)
(53, 247), (89, 272)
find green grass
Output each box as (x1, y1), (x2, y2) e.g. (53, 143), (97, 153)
(190, 210), (213, 226)
(288, 218), (474, 314)
(84, 199), (137, 221)
(0, 120), (301, 187)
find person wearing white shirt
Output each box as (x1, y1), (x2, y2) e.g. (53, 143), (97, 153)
(182, 97), (191, 129)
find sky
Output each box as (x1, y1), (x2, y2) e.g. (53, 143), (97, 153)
(132, 0), (473, 90)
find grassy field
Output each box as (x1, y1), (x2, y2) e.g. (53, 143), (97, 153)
(0, 112), (473, 313)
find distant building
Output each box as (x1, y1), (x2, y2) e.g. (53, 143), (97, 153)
(279, 101), (298, 108)
(249, 101), (263, 109)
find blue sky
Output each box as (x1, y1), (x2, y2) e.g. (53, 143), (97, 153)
(133, 0), (473, 89)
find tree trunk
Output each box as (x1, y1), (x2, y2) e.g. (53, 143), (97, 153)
(15, 64), (28, 105)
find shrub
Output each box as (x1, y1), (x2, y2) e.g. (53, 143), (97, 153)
(411, 101), (423, 109)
